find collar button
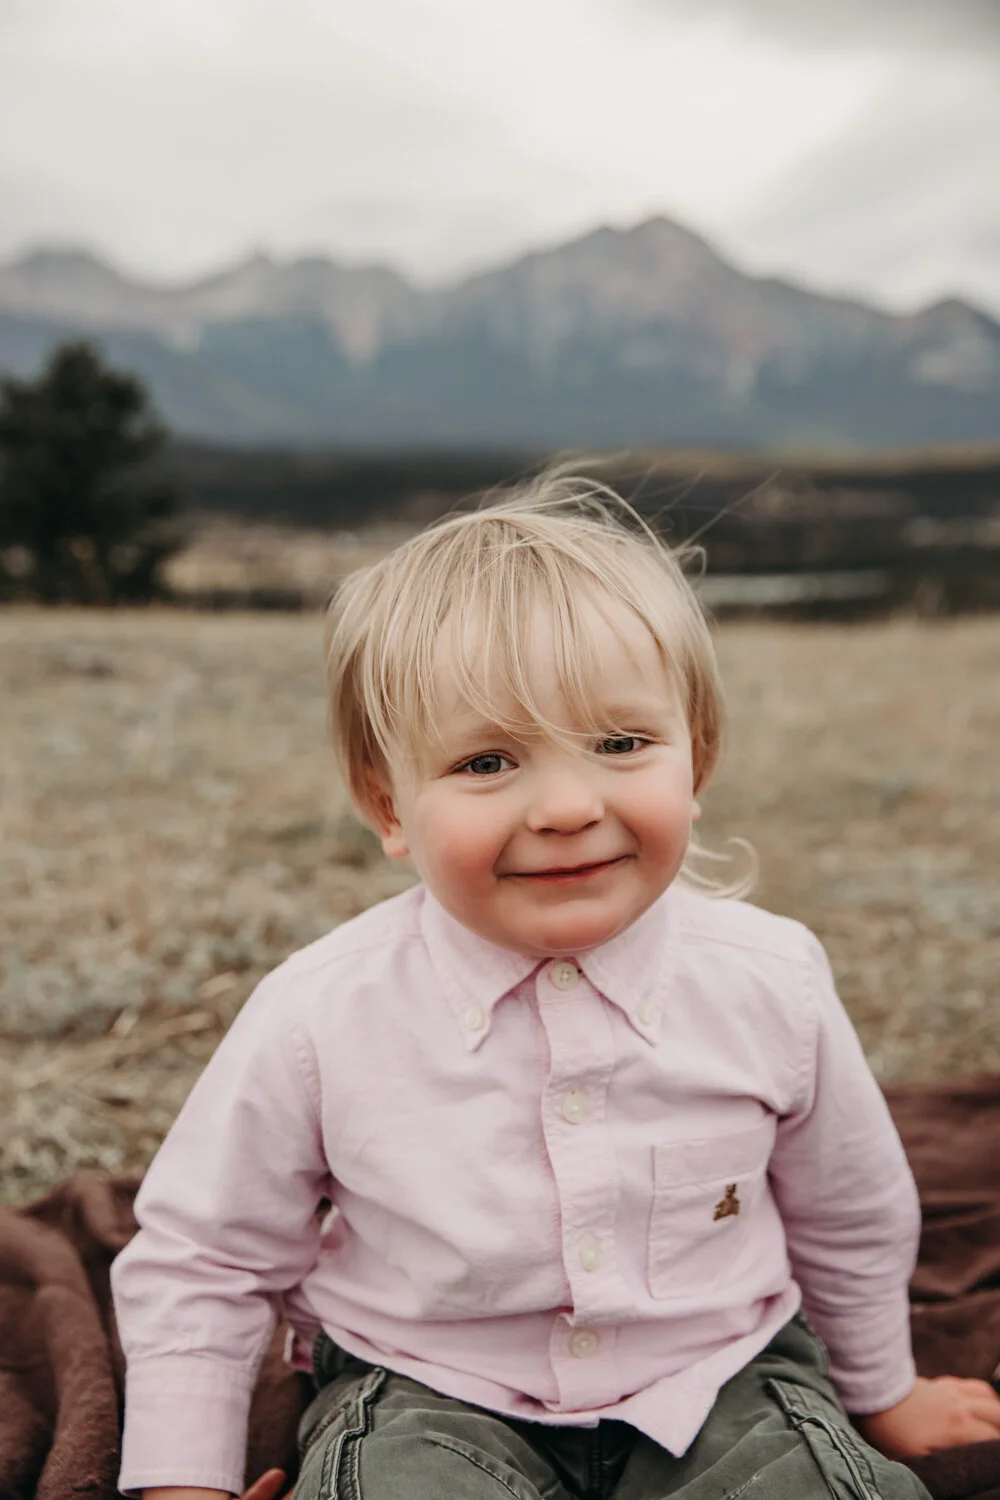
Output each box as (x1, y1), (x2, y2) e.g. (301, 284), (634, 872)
(550, 961), (580, 991)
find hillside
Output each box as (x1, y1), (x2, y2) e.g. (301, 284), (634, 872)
(1, 220), (999, 448)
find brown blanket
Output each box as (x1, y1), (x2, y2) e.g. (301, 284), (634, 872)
(2, 1077), (1000, 1500)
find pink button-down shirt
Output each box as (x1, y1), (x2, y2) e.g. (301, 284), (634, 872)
(113, 883), (920, 1495)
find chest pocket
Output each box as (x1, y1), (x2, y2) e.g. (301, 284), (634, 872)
(648, 1119), (774, 1301)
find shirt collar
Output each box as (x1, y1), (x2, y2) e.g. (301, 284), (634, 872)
(577, 887), (679, 1043)
(420, 886), (680, 1051)
(420, 891), (539, 1049)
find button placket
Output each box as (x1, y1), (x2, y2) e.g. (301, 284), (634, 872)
(549, 1313), (621, 1411)
(536, 965), (632, 1376)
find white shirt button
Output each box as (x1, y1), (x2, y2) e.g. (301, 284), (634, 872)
(579, 1236), (603, 1272)
(463, 1006), (485, 1031)
(562, 1090), (588, 1124)
(569, 1328), (599, 1358)
(638, 1000), (659, 1025)
(550, 961), (580, 990)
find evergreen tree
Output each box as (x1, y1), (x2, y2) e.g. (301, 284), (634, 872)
(0, 342), (182, 602)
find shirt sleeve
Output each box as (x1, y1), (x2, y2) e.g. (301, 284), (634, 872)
(111, 968), (328, 1495)
(767, 931), (921, 1416)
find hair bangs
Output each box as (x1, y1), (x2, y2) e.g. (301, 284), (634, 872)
(413, 529), (678, 758)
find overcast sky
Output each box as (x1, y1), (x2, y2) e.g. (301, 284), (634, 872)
(1, 0), (998, 313)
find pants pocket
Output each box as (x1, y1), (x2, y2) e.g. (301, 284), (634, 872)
(296, 1365), (387, 1499)
(767, 1378), (925, 1500)
(423, 1432), (545, 1500)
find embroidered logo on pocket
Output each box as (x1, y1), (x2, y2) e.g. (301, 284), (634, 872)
(648, 1122), (772, 1301)
(713, 1184), (740, 1220)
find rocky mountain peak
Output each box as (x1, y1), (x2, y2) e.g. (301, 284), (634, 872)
(0, 221), (998, 447)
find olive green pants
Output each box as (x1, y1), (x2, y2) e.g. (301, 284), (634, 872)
(293, 1316), (931, 1500)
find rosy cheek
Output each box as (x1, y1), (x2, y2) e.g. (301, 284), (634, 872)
(453, 827), (504, 877)
(422, 803), (503, 881)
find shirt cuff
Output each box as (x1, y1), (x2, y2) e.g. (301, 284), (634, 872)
(811, 1299), (918, 1416)
(119, 1354), (255, 1496)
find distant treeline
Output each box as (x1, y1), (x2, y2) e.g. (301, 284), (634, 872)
(167, 442), (1000, 523)
(166, 446), (541, 529)
(164, 443), (1000, 615)
(7, 337), (996, 613)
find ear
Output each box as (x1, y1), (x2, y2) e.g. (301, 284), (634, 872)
(364, 773), (410, 861)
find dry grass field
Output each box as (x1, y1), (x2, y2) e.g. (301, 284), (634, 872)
(2, 607), (998, 1206)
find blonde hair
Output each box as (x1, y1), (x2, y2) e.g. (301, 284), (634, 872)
(325, 469), (751, 897)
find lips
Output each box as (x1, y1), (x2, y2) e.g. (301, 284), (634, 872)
(507, 855), (628, 879)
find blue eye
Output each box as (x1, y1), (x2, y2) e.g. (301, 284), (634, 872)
(462, 753), (513, 776)
(599, 736), (643, 755)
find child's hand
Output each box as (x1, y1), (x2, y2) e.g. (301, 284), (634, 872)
(142, 1468), (288, 1500)
(240, 1471), (290, 1500)
(856, 1376), (1000, 1456)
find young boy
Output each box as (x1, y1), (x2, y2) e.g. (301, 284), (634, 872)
(114, 475), (1000, 1500)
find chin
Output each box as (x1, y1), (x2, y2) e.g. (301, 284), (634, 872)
(520, 913), (626, 957)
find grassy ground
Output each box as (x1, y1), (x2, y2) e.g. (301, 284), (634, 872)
(2, 608), (998, 1205)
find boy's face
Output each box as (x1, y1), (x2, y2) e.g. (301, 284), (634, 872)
(372, 601), (699, 958)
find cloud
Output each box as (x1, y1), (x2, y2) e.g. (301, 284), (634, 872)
(727, 58), (1000, 313)
(0, 0), (878, 283)
(0, 0), (996, 313)
(635, 0), (1000, 53)
(0, 0), (606, 281)
(0, 164), (120, 256)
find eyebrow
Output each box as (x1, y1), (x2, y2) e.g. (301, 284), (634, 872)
(437, 698), (680, 747)
(599, 697), (661, 715)
(596, 697), (681, 723)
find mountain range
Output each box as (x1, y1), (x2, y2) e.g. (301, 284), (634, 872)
(1, 218), (999, 449)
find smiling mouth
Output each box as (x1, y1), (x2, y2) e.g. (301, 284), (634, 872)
(507, 855), (630, 881)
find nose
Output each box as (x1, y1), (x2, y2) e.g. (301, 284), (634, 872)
(525, 760), (604, 834)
